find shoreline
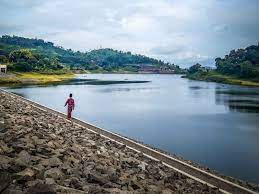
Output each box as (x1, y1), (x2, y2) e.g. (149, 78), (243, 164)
(0, 89), (258, 194)
(0, 72), (182, 87)
(182, 74), (259, 87)
(0, 90), (220, 194)
(2, 71), (258, 88)
(0, 72), (75, 86)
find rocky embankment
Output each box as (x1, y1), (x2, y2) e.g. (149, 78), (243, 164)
(0, 91), (221, 194)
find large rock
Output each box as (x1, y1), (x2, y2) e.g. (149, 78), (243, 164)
(68, 177), (83, 189)
(0, 172), (12, 193)
(44, 168), (64, 180)
(138, 161), (147, 171)
(25, 183), (57, 194)
(87, 185), (109, 194)
(26, 179), (44, 188)
(65, 155), (80, 167)
(41, 157), (62, 167)
(105, 188), (128, 194)
(45, 178), (56, 185)
(0, 122), (7, 133)
(15, 168), (36, 182)
(55, 185), (85, 194)
(129, 180), (141, 190)
(0, 140), (14, 154)
(86, 173), (109, 185)
(2, 189), (23, 194)
(122, 158), (139, 168)
(0, 155), (12, 170)
(147, 184), (162, 193)
(14, 150), (31, 167)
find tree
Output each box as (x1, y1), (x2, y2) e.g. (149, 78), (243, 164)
(9, 49), (34, 62)
(215, 44), (259, 79)
(239, 61), (258, 78)
(0, 35), (184, 73)
(188, 63), (203, 74)
(0, 55), (8, 63)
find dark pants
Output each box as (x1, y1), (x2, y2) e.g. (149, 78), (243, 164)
(67, 107), (73, 119)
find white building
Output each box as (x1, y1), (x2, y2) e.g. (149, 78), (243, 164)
(0, 65), (7, 73)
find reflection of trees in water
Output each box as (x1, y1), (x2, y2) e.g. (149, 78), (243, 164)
(98, 87), (159, 93)
(215, 89), (259, 113)
(187, 84), (211, 99)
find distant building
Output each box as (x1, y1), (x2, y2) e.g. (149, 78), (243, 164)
(139, 65), (160, 73)
(139, 65), (175, 74)
(0, 65), (7, 73)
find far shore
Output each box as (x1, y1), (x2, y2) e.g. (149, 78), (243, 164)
(0, 71), (181, 86)
(182, 73), (259, 87)
(0, 72), (153, 87)
(0, 72), (75, 86)
(1, 71), (259, 87)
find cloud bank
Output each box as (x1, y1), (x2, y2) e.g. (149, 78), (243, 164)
(0, 0), (258, 67)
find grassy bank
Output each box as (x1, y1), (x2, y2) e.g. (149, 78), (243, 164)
(16, 72), (75, 83)
(185, 71), (259, 87)
(0, 76), (21, 84)
(0, 72), (75, 85)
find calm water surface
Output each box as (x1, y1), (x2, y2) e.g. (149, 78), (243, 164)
(5, 74), (259, 184)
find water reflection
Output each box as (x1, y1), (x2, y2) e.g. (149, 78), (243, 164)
(2, 78), (150, 90)
(215, 88), (259, 113)
(98, 87), (159, 93)
(187, 82), (212, 99)
(189, 86), (209, 90)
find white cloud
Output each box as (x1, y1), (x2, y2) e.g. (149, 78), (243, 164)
(0, 0), (258, 67)
(120, 15), (156, 33)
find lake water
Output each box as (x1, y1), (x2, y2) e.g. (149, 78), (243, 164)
(4, 74), (259, 184)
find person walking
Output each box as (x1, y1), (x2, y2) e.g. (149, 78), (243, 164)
(64, 93), (75, 121)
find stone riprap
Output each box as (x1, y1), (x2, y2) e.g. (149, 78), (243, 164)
(0, 91), (221, 194)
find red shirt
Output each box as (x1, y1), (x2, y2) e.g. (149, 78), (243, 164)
(66, 98), (75, 109)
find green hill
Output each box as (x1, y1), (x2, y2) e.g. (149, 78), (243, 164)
(186, 43), (259, 86)
(0, 35), (182, 73)
(215, 44), (259, 79)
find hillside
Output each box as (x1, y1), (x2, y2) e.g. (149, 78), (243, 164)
(0, 35), (182, 73)
(215, 44), (259, 79)
(185, 43), (259, 86)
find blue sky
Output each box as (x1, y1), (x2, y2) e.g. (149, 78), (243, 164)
(0, 0), (258, 67)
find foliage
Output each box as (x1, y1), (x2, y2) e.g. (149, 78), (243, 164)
(187, 70), (259, 86)
(215, 44), (259, 78)
(187, 63), (205, 74)
(186, 43), (259, 86)
(0, 76), (21, 84)
(0, 42), (65, 72)
(0, 35), (182, 73)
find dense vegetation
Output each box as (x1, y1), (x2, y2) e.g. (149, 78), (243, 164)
(186, 43), (259, 86)
(215, 44), (259, 79)
(0, 35), (182, 73)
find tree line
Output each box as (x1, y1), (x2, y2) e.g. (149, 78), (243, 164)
(187, 43), (259, 81)
(0, 35), (182, 73)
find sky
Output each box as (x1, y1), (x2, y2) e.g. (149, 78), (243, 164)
(0, 0), (259, 67)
